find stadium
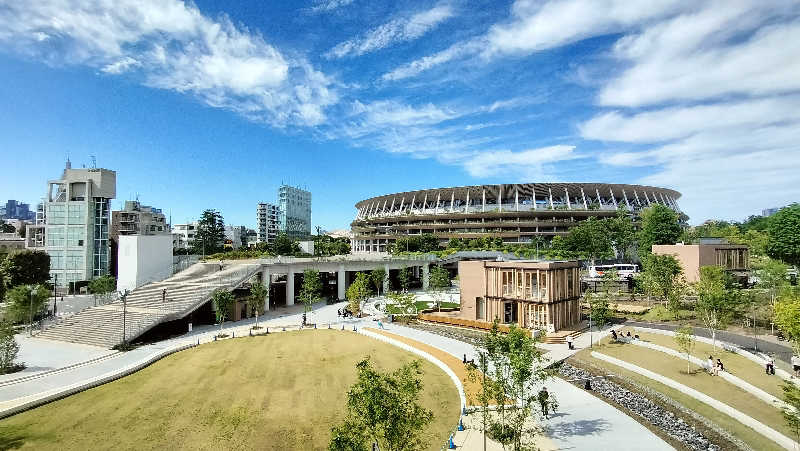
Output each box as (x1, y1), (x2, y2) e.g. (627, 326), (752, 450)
(351, 183), (682, 253)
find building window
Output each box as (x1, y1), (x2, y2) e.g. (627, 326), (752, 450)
(47, 205), (66, 225)
(502, 270), (513, 296)
(476, 297), (485, 320)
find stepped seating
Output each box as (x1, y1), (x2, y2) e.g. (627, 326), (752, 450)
(37, 262), (261, 348)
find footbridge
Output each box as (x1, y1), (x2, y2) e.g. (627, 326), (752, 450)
(36, 254), (435, 348)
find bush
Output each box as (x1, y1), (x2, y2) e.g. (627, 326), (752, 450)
(0, 321), (21, 374)
(487, 422), (516, 444)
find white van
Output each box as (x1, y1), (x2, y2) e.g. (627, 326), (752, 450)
(588, 264), (639, 280)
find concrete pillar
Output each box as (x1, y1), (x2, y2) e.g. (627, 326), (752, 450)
(383, 264), (390, 295)
(422, 263), (430, 290)
(286, 268), (295, 306)
(261, 267), (270, 311)
(337, 265), (346, 300)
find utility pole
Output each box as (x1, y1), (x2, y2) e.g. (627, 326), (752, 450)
(120, 289), (129, 347)
(28, 285), (38, 336)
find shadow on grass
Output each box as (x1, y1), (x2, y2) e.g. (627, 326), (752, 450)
(0, 425), (33, 450)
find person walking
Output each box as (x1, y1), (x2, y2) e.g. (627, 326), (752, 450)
(766, 354), (775, 375)
(566, 334), (574, 350)
(538, 387), (550, 419)
(162, 288), (167, 303)
(792, 354), (800, 377)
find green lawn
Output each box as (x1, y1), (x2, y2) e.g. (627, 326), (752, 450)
(572, 352), (785, 451)
(616, 328), (786, 399)
(0, 330), (460, 450)
(585, 339), (795, 444)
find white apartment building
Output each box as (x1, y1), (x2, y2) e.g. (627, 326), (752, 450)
(172, 222), (198, 250)
(257, 202), (279, 243)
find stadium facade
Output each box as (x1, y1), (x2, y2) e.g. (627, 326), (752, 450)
(351, 183), (681, 253)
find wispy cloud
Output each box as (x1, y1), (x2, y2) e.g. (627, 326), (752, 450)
(0, 0), (337, 127)
(308, 0), (355, 14)
(326, 3), (454, 59)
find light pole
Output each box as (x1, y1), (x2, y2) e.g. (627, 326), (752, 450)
(119, 289), (130, 347)
(52, 274), (58, 318)
(28, 285), (39, 336)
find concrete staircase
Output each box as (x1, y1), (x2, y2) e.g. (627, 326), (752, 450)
(36, 262), (262, 348)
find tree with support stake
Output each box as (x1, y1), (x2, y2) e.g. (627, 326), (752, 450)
(212, 289), (235, 338)
(248, 282), (268, 330)
(300, 269), (322, 325)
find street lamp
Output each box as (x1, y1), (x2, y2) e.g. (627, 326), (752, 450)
(29, 285), (40, 336)
(118, 289), (130, 347)
(52, 274), (58, 318)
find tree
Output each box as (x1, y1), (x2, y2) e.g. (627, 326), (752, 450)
(586, 290), (610, 333)
(398, 266), (411, 293)
(781, 381), (800, 444)
(674, 325), (696, 374)
(313, 235), (350, 256)
(774, 290), (800, 355)
(329, 358), (434, 451)
(607, 207), (636, 261)
(192, 209), (226, 255)
(88, 275), (116, 304)
(387, 291), (417, 319)
(695, 266), (741, 349)
(640, 254), (685, 314)
(0, 321), (20, 374)
(211, 289), (235, 336)
(638, 204), (682, 258)
(3, 284), (49, 325)
(370, 267), (386, 296)
(248, 282), (268, 329)
(299, 269), (322, 315)
(346, 272), (371, 315)
(0, 250), (50, 289)
(272, 233), (301, 256)
(757, 259), (789, 334)
(767, 204), (800, 267)
(564, 217), (613, 262)
(478, 320), (550, 449)
(427, 266), (450, 311)
(0, 222), (14, 233)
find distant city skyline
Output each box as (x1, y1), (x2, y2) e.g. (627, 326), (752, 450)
(1, 1), (798, 229)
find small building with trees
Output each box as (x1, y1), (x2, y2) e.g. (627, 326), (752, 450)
(652, 239), (749, 284)
(458, 259), (581, 332)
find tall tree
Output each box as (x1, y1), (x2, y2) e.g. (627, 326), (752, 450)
(192, 209), (226, 255)
(370, 267), (386, 296)
(565, 217), (613, 262)
(346, 272), (371, 315)
(248, 282), (268, 329)
(758, 259), (789, 334)
(329, 358), (434, 451)
(397, 266), (411, 293)
(695, 266), (741, 349)
(638, 204), (682, 258)
(272, 233), (301, 256)
(607, 207), (636, 261)
(3, 284), (49, 325)
(767, 204), (800, 267)
(774, 289), (800, 355)
(211, 289), (235, 335)
(299, 269), (322, 315)
(0, 250), (50, 289)
(640, 254), (685, 313)
(427, 266), (450, 311)
(781, 381), (800, 444)
(0, 321), (20, 374)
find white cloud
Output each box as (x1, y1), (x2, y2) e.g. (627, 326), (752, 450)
(382, 38), (480, 80)
(350, 99), (458, 127)
(326, 3), (453, 59)
(308, 0), (355, 13)
(462, 146), (578, 177)
(0, 0), (337, 127)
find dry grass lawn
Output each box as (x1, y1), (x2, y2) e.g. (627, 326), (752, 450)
(585, 338), (795, 446)
(0, 330), (460, 450)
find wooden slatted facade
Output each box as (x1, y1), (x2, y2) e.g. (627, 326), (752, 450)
(458, 260), (581, 332)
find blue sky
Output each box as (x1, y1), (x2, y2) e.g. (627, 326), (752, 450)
(1, 0), (799, 230)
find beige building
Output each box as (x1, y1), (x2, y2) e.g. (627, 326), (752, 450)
(652, 242), (749, 283)
(458, 260), (581, 332)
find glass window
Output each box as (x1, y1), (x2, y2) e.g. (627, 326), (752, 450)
(47, 204), (66, 224)
(47, 227), (65, 247)
(67, 227), (85, 246)
(50, 250), (65, 269)
(65, 250), (84, 270)
(476, 297), (485, 320)
(68, 204), (85, 224)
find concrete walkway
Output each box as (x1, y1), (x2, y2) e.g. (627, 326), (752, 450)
(592, 351), (799, 450)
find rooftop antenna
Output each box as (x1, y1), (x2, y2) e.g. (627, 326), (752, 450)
(90, 155), (97, 168)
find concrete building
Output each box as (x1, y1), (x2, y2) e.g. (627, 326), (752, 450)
(171, 222), (198, 250)
(256, 202), (279, 243)
(31, 161), (116, 287)
(278, 185), (312, 239)
(2, 200), (34, 221)
(117, 234), (174, 291)
(652, 241), (749, 283)
(224, 225), (246, 249)
(111, 201), (168, 239)
(351, 183), (682, 253)
(0, 233), (25, 256)
(458, 260), (581, 332)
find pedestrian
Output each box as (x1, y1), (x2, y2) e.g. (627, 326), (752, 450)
(566, 334), (574, 350)
(707, 356), (716, 375)
(377, 319), (385, 330)
(538, 387), (550, 419)
(162, 288), (166, 303)
(610, 329), (618, 341)
(626, 331), (631, 338)
(792, 354), (800, 377)
(716, 358), (724, 373)
(766, 354), (775, 375)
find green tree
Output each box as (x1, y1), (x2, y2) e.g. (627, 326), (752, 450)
(211, 289), (235, 336)
(565, 217), (613, 262)
(387, 291), (417, 318)
(0, 222), (14, 233)
(248, 282), (268, 329)
(3, 284), (49, 326)
(346, 272), (371, 315)
(299, 269), (322, 315)
(781, 381), (800, 444)
(397, 266), (411, 293)
(427, 266), (450, 311)
(329, 358), (434, 451)
(757, 259), (789, 334)
(370, 267), (386, 296)
(88, 275), (116, 304)
(607, 207), (636, 261)
(638, 204), (682, 258)
(695, 266), (741, 349)
(313, 235), (351, 256)
(272, 233), (301, 256)
(767, 204), (800, 267)
(774, 290), (800, 355)
(640, 254), (685, 315)
(0, 321), (20, 374)
(674, 325), (696, 374)
(0, 250), (50, 289)
(192, 209), (226, 255)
